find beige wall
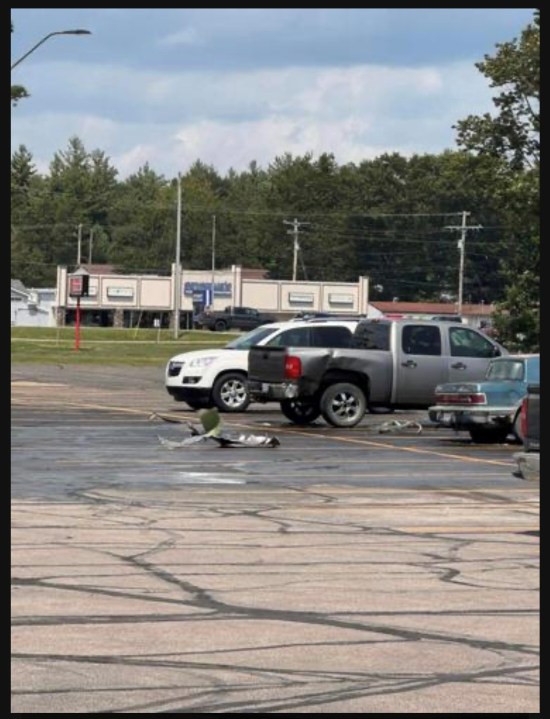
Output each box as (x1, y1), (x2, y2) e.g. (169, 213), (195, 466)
(56, 265), (370, 316)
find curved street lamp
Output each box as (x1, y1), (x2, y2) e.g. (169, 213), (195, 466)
(11, 29), (91, 70)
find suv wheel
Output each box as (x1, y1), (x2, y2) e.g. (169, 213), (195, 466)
(280, 399), (321, 425)
(212, 373), (250, 412)
(214, 319), (227, 331)
(320, 382), (366, 428)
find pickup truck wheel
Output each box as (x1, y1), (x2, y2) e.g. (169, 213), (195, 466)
(212, 373), (250, 412)
(320, 383), (366, 428)
(214, 319), (227, 332)
(469, 426), (510, 443)
(280, 399), (321, 425)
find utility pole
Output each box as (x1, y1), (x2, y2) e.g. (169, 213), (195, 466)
(211, 214), (216, 308)
(88, 226), (94, 265)
(283, 218), (310, 281)
(445, 211), (482, 316)
(76, 223), (82, 265)
(173, 173), (182, 339)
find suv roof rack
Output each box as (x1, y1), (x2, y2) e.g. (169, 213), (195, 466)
(302, 314), (366, 323)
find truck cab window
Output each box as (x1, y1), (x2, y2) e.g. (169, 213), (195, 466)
(449, 327), (496, 358)
(402, 325), (441, 356)
(352, 322), (390, 350)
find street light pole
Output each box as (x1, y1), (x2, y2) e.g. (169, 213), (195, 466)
(211, 214), (216, 309)
(173, 173), (182, 339)
(11, 29), (91, 70)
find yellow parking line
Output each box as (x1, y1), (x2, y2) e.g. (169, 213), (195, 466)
(24, 400), (515, 469)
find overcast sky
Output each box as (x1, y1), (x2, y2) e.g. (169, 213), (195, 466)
(11, 8), (535, 180)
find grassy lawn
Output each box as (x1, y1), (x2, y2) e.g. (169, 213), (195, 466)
(11, 326), (236, 365)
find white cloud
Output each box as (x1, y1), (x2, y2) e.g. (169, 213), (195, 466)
(12, 60), (495, 179)
(158, 27), (202, 47)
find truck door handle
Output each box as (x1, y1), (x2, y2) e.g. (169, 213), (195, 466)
(401, 360), (417, 368)
(451, 362), (467, 370)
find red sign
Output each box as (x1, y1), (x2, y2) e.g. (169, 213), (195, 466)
(69, 276), (84, 297)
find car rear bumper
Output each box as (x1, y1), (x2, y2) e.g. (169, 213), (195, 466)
(428, 406), (516, 430)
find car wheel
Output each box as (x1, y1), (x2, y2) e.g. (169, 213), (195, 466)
(280, 398), (321, 425)
(320, 382), (366, 428)
(469, 426), (510, 443)
(214, 319), (227, 332)
(212, 373), (250, 412)
(512, 409), (524, 444)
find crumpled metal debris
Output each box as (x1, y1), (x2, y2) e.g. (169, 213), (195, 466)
(150, 408), (280, 448)
(377, 419), (423, 434)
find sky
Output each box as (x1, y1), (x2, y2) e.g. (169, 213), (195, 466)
(11, 8), (536, 180)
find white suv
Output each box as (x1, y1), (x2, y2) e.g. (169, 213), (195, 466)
(165, 319), (360, 412)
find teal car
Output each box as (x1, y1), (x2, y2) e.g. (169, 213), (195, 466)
(428, 354), (540, 443)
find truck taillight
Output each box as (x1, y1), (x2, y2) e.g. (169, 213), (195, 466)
(284, 355), (302, 379)
(520, 397), (528, 437)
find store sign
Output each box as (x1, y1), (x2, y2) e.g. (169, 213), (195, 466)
(288, 292), (314, 305)
(68, 272), (90, 298)
(328, 293), (354, 306)
(107, 287), (134, 299)
(184, 281), (232, 297)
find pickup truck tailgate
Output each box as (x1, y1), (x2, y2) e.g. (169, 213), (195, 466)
(248, 346), (287, 383)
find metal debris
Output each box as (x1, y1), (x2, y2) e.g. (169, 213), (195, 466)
(151, 408), (280, 448)
(377, 419), (423, 434)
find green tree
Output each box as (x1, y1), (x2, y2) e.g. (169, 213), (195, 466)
(455, 11), (539, 351)
(11, 23), (29, 106)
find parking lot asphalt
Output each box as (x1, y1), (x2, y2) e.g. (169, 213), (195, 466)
(11, 365), (539, 713)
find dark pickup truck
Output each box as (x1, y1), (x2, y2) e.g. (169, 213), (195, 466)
(248, 318), (507, 427)
(513, 384), (540, 481)
(194, 306), (276, 332)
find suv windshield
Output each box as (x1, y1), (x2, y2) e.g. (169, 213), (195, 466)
(225, 326), (278, 349)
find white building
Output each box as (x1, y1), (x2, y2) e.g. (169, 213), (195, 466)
(11, 280), (57, 327)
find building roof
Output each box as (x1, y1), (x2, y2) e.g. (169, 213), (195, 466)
(79, 264), (116, 275)
(11, 279), (27, 294)
(371, 301), (495, 317)
(241, 267), (269, 280)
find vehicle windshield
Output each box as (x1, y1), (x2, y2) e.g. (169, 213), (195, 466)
(485, 359), (525, 381)
(225, 326), (278, 349)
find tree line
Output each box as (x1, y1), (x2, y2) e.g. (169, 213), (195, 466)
(11, 12), (539, 351)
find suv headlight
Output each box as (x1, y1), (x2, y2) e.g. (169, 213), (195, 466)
(187, 356), (216, 368)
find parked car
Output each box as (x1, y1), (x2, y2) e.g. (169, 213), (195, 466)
(428, 354), (539, 443)
(166, 318), (360, 412)
(194, 306), (276, 332)
(513, 383), (540, 480)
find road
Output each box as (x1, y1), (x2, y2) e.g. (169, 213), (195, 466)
(11, 364), (539, 713)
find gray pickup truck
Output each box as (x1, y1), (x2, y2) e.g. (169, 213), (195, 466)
(513, 384), (540, 481)
(248, 318), (507, 427)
